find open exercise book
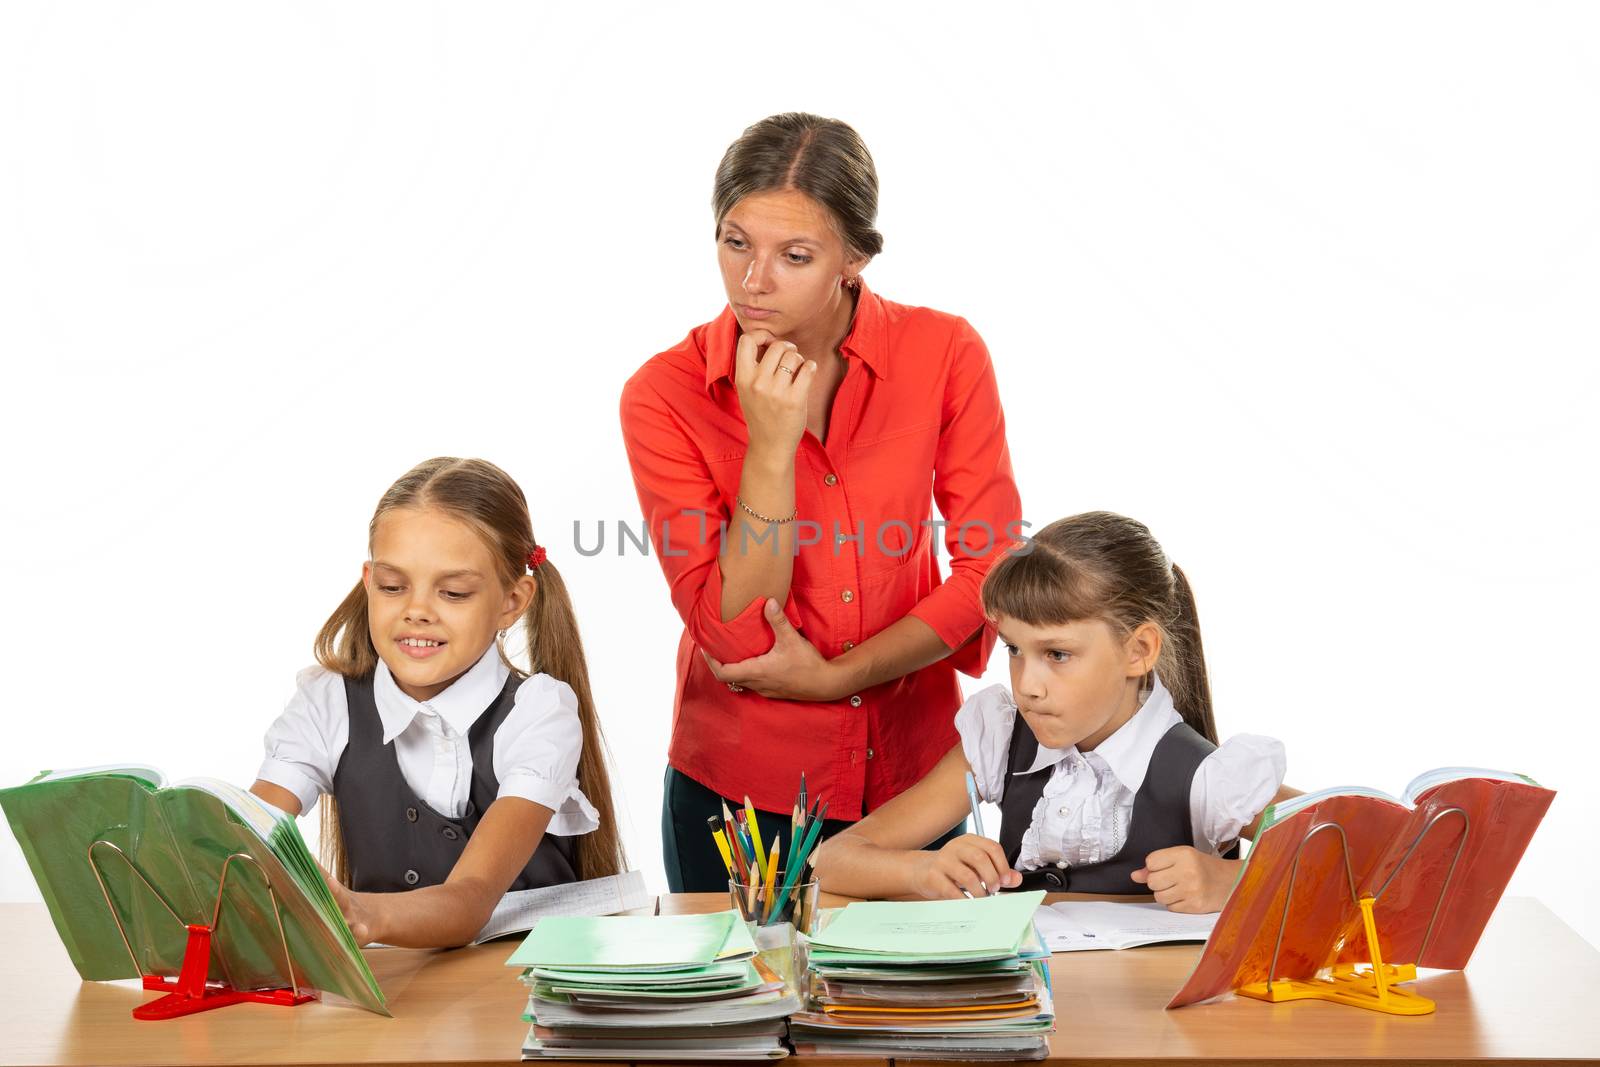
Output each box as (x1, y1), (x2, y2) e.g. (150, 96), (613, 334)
(0, 765), (387, 1014)
(1168, 766), (1554, 1008)
(1033, 901), (1217, 952)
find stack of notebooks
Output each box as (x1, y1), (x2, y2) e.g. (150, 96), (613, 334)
(506, 911), (800, 1060)
(789, 891), (1054, 1061)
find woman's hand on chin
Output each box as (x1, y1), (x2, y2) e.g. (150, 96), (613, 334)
(701, 598), (858, 702)
(734, 328), (815, 459)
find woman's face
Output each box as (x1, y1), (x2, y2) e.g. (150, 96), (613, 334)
(717, 188), (864, 341)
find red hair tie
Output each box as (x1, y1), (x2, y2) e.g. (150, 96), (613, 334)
(526, 545), (547, 571)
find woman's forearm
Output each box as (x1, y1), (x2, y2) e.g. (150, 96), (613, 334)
(719, 446), (799, 621)
(831, 615), (957, 694)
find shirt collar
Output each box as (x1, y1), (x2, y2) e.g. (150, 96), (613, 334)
(1017, 673), (1183, 793)
(702, 277), (889, 395)
(372, 643), (510, 744)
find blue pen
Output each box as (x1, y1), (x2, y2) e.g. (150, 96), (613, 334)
(964, 771), (993, 896)
(965, 771), (985, 837)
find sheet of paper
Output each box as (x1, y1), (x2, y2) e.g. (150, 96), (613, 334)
(473, 869), (651, 944)
(1033, 900), (1217, 952)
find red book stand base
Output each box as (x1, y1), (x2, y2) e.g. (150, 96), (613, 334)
(132, 923), (317, 1020)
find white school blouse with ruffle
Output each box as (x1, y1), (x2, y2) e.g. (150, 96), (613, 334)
(956, 672), (1285, 872)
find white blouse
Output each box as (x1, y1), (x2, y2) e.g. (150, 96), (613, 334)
(956, 673), (1284, 872)
(256, 644), (600, 836)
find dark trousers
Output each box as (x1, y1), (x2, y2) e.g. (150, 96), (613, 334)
(661, 766), (966, 893)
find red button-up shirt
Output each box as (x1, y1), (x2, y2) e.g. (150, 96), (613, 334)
(620, 281), (1023, 819)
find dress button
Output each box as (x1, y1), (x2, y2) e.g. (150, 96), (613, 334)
(824, 473), (838, 486)
(405, 807), (418, 823)
(849, 695), (863, 708)
(841, 589), (854, 603)
(403, 869), (420, 886)
(842, 640), (855, 651)
(442, 826), (459, 841)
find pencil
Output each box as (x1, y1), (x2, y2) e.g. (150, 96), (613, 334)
(707, 816), (734, 878)
(761, 836), (781, 923)
(743, 796), (765, 882)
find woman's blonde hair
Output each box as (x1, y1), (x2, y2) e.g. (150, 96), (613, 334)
(981, 511), (1217, 743)
(314, 457), (625, 884)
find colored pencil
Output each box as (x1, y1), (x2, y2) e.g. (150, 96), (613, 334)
(743, 796), (765, 882)
(707, 816), (735, 877)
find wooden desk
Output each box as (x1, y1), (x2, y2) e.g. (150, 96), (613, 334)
(3, 895), (1596, 1066)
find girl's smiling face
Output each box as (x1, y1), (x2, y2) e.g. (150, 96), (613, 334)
(717, 187), (865, 340)
(995, 614), (1162, 753)
(364, 506), (532, 702)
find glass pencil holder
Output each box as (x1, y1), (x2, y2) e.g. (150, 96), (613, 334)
(729, 874), (819, 989)
(728, 873), (820, 932)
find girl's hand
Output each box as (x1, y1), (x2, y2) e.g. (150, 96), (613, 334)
(1131, 846), (1240, 914)
(321, 865), (379, 946)
(733, 328), (816, 459)
(911, 835), (1023, 900)
(702, 598), (850, 701)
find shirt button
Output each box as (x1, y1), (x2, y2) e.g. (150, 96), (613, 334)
(842, 640), (855, 651)
(1058, 806), (1070, 816)
(849, 695), (863, 708)
(403, 869), (420, 886)
(866, 747), (875, 759)
(824, 473), (838, 486)
(841, 589), (854, 603)
(405, 806), (419, 823)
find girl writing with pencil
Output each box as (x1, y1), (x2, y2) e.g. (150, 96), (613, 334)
(250, 458), (624, 947)
(812, 512), (1298, 913)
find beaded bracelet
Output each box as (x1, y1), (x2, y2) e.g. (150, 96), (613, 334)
(736, 495), (798, 524)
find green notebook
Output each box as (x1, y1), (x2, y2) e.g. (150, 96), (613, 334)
(0, 765), (387, 1014)
(807, 892), (1046, 962)
(506, 911), (737, 971)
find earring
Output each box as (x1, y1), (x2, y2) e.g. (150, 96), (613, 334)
(843, 274), (861, 291)
(498, 629), (507, 640)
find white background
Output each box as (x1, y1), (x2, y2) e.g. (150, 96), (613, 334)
(3, 2), (1596, 950)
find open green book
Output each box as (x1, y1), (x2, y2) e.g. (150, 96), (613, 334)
(0, 765), (386, 1014)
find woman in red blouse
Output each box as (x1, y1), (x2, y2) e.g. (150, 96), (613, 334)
(620, 113), (1024, 891)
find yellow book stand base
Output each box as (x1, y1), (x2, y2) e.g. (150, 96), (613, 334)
(1238, 895), (1436, 1016)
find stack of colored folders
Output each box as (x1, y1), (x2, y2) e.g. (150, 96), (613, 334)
(505, 911), (800, 1060)
(789, 891), (1054, 1061)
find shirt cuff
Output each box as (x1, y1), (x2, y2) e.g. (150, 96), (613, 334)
(498, 771), (601, 837)
(693, 562), (804, 663)
(254, 759), (322, 816)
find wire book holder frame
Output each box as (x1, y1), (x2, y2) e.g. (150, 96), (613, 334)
(1235, 806), (1470, 1016)
(86, 839), (317, 1020)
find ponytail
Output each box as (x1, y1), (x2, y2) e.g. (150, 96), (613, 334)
(311, 579), (374, 884)
(1161, 564), (1216, 744)
(314, 579), (377, 679)
(518, 560), (626, 881)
